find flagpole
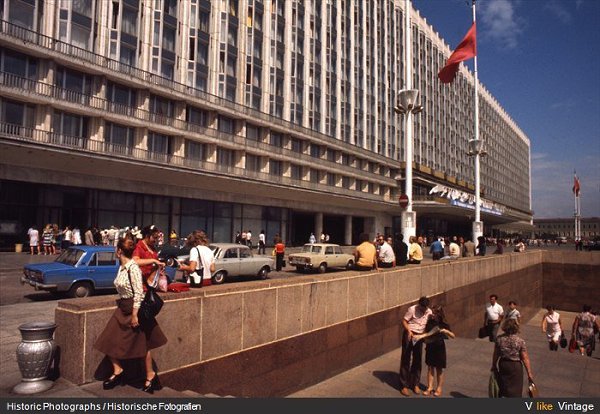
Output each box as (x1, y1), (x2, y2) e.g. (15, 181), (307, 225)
(471, 0), (483, 244)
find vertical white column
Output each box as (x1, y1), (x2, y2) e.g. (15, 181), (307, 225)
(471, 0), (483, 244)
(345, 215), (352, 246)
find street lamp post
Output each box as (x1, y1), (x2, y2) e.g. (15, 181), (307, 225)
(395, 89), (422, 246)
(467, 138), (487, 243)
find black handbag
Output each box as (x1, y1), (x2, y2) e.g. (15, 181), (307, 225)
(127, 268), (164, 325)
(560, 333), (568, 348)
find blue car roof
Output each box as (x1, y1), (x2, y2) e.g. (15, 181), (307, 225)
(66, 246), (116, 252)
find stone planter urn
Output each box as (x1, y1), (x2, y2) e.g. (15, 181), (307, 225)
(12, 322), (57, 394)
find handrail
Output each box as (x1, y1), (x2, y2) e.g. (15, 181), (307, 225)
(0, 122), (391, 203)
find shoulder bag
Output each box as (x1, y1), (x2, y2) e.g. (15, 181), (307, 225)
(127, 267), (164, 326)
(488, 370), (500, 398)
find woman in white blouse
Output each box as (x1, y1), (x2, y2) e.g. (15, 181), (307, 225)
(94, 235), (167, 393)
(541, 304), (563, 351)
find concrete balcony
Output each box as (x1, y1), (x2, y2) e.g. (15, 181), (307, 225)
(0, 122), (393, 206)
(0, 19), (396, 170)
(0, 71), (396, 187)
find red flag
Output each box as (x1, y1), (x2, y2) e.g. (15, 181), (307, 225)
(438, 23), (477, 84)
(573, 175), (581, 196)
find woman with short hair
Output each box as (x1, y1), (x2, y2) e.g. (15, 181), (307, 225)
(491, 319), (534, 397)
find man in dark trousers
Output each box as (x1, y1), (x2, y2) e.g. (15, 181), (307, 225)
(399, 296), (432, 396)
(393, 233), (408, 266)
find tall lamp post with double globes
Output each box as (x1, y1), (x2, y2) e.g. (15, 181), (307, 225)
(395, 89), (423, 246)
(467, 138), (487, 243)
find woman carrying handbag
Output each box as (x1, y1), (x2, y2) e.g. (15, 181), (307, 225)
(94, 234), (167, 393)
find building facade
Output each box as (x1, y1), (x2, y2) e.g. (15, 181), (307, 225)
(0, 0), (532, 249)
(534, 218), (600, 240)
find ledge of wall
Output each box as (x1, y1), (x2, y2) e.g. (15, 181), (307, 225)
(55, 251), (549, 386)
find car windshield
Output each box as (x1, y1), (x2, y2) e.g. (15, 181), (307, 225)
(301, 245), (322, 253)
(55, 248), (85, 266)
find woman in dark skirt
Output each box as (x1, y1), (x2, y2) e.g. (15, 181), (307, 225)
(491, 319), (534, 397)
(94, 235), (167, 393)
(421, 305), (455, 396)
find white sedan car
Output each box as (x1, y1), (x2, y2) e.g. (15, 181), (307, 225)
(288, 243), (355, 273)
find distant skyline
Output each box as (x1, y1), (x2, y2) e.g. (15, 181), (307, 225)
(412, 0), (600, 219)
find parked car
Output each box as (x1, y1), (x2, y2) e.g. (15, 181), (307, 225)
(166, 243), (274, 284)
(21, 246), (176, 298)
(288, 243), (355, 273)
(584, 241), (600, 251)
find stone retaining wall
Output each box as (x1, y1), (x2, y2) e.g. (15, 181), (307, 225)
(54, 250), (599, 396)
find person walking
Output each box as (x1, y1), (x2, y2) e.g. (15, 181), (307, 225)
(399, 296), (432, 396)
(84, 227), (95, 246)
(94, 235), (167, 393)
(28, 226), (40, 255)
(541, 305), (563, 351)
(274, 235), (285, 271)
(463, 238), (476, 257)
(572, 304), (600, 356)
(42, 225), (53, 255)
(258, 230), (266, 255)
(246, 230), (253, 249)
(484, 294), (504, 342)
(132, 225), (165, 285)
(422, 305), (455, 397)
(309, 232), (316, 244)
(491, 319), (534, 397)
(476, 236), (487, 256)
(506, 301), (521, 325)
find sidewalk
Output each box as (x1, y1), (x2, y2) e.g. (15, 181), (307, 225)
(1, 302), (598, 398)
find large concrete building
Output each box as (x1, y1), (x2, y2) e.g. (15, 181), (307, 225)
(0, 0), (532, 249)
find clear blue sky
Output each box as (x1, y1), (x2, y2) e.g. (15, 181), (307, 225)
(412, 0), (600, 219)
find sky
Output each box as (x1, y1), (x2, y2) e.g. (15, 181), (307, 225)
(411, 0), (600, 219)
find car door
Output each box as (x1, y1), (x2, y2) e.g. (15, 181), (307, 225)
(220, 247), (240, 276)
(86, 251), (118, 289)
(324, 246), (337, 267)
(332, 245), (344, 267)
(238, 247), (256, 276)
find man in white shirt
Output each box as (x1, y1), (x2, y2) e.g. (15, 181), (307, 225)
(246, 230), (252, 249)
(377, 236), (396, 268)
(258, 230), (266, 255)
(484, 294), (504, 342)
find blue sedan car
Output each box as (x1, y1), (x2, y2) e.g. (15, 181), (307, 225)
(21, 246), (176, 298)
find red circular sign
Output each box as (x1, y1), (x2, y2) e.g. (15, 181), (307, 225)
(398, 194), (409, 209)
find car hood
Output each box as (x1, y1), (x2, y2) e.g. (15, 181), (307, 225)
(24, 262), (75, 273)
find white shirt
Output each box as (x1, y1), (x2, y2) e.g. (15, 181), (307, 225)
(545, 312), (561, 334)
(259, 233), (265, 243)
(378, 242), (395, 263)
(486, 303), (504, 322)
(190, 245), (215, 280)
(246, 232), (252, 241)
(28, 229), (39, 244)
(449, 242), (460, 257)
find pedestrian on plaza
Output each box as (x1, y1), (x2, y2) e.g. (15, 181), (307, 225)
(429, 237), (444, 261)
(72, 227), (82, 245)
(407, 236), (423, 264)
(491, 319), (534, 397)
(541, 304), (563, 351)
(84, 227), (95, 246)
(320, 232), (326, 243)
(463, 238), (476, 257)
(484, 294), (504, 342)
(42, 225), (53, 255)
(422, 305), (455, 397)
(399, 296), (432, 396)
(493, 239), (504, 255)
(377, 234), (395, 268)
(393, 233), (408, 267)
(51, 224), (59, 254)
(235, 231), (242, 244)
(274, 235), (286, 271)
(325, 233), (330, 242)
(258, 230), (266, 255)
(132, 225), (165, 285)
(94, 234), (167, 394)
(353, 233), (377, 271)
(246, 230), (253, 249)
(178, 230), (215, 287)
(309, 232), (316, 244)
(572, 304), (600, 357)
(506, 301), (521, 325)
(476, 236), (487, 256)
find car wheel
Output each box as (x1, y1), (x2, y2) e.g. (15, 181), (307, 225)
(318, 263), (327, 274)
(258, 266), (269, 280)
(68, 282), (94, 298)
(212, 271), (226, 285)
(346, 260), (354, 270)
